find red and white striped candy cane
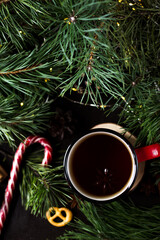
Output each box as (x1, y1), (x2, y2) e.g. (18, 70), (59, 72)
(0, 136), (52, 234)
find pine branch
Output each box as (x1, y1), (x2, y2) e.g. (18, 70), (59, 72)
(0, 94), (54, 148)
(119, 87), (160, 146)
(0, 65), (39, 75)
(0, 0), (160, 138)
(0, 0), (48, 49)
(43, 0), (126, 104)
(113, 2), (160, 79)
(0, 47), (61, 95)
(20, 148), (71, 217)
(59, 200), (160, 240)
(1, 0), (159, 106)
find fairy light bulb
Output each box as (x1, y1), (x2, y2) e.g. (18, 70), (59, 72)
(70, 16), (76, 23)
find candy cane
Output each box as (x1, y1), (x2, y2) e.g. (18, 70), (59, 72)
(0, 136), (52, 234)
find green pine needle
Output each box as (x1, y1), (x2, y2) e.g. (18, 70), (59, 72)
(0, 94), (54, 148)
(119, 88), (160, 146)
(20, 148), (72, 217)
(59, 199), (160, 240)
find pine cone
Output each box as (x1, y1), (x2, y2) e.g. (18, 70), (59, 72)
(49, 107), (77, 141)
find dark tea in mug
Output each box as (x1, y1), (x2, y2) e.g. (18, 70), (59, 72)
(64, 129), (138, 202)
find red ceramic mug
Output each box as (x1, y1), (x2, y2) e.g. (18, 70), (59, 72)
(64, 127), (160, 202)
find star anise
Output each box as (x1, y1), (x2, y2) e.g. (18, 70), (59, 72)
(95, 168), (114, 194)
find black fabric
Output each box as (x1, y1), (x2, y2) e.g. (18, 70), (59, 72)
(1, 98), (159, 240)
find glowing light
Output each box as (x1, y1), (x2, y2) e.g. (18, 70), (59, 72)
(45, 78), (50, 82)
(100, 105), (107, 108)
(121, 96), (126, 101)
(71, 88), (78, 92)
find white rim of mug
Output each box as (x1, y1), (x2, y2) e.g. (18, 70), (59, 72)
(64, 129), (138, 202)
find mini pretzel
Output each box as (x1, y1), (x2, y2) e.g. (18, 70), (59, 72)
(46, 207), (73, 227)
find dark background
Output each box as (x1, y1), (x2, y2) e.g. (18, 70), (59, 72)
(0, 97), (160, 240)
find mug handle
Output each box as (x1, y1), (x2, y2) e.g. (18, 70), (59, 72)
(135, 143), (160, 162)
